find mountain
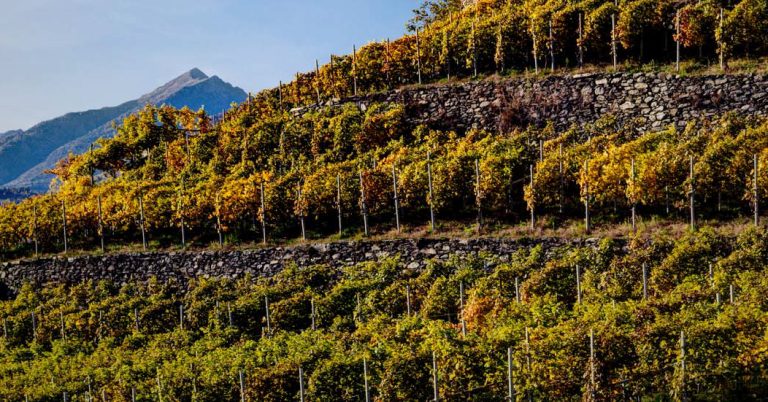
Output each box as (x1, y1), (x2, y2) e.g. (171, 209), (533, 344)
(0, 68), (247, 192)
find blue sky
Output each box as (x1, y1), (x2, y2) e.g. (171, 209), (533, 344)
(0, 0), (417, 132)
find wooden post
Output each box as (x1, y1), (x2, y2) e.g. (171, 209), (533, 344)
(432, 351), (439, 402)
(299, 366), (305, 402)
(472, 19), (478, 77)
(297, 186), (306, 241)
(97, 195), (105, 252)
(578, 13), (584, 70)
(690, 156), (696, 231)
(416, 28), (423, 85)
(631, 158), (637, 231)
(315, 59), (322, 105)
(295, 72), (301, 105)
(719, 8), (725, 71)
(548, 19), (554, 72)
(264, 296), (271, 335)
(352, 45), (358, 96)
(337, 173), (343, 236)
(239, 370), (245, 402)
(589, 329), (596, 400)
(157, 370), (163, 402)
(179, 304), (184, 330)
(363, 358), (371, 402)
(60, 310), (66, 339)
(311, 298), (316, 330)
(515, 277), (521, 303)
(360, 170), (369, 236)
(679, 331), (686, 400)
(576, 264), (582, 304)
(406, 284), (412, 316)
(611, 10), (617, 69)
(729, 284), (734, 304)
(138, 191), (147, 251)
(178, 184), (186, 248)
(2, 317), (7, 339)
(428, 152), (436, 232)
(393, 164), (401, 233)
(584, 160), (591, 234)
(460, 282), (467, 338)
(475, 158), (483, 230)
(507, 347), (515, 401)
(559, 144), (564, 215)
(385, 38), (392, 88)
(675, 10), (681, 73)
(278, 81), (283, 109)
(754, 154), (760, 226)
(131, 386), (136, 402)
(62, 201), (68, 254)
(31, 310), (36, 341)
(260, 180), (267, 245)
(228, 302), (233, 327)
(32, 204), (39, 257)
(215, 193), (223, 246)
(532, 29), (539, 74)
(642, 263), (648, 300)
(530, 164), (536, 230)
(134, 308), (140, 331)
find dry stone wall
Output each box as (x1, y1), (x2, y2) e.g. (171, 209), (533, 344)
(0, 238), (605, 296)
(304, 72), (768, 133)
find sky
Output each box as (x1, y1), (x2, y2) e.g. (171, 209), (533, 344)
(0, 0), (417, 132)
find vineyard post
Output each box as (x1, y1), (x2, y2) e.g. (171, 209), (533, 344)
(31, 310), (36, 341)
(295, 72), (301, 105)
(356, 293), (362, 323)
(260, 180), (267, 245)
(428, 151), (436, 231)
(278, 81), (283, 109)
(611, 4), (617, 70)
(680, 331), (686, 400)
(299, 366), (305, 402)
(311, 298), (316, 330)
(515, 277), (521, 303)
(97, 194), (104, 252)
(530, 164), (535, 230)
(393, 164), (401, 233)
(475, 158), (483, 230)
(719, 8), (725, 70)
(2, 317), (6, 339)
(97, 311), (102, 341)
(584, 159), (591, 234)
(460, 282), (467, 338)
(32, 204), (39, 257)
(559, 144), (564, 215)
(525, 327), (532, 402)
(675, 10), (681, 73)
(432, 350), (439, 402)
(589, 329), (596, 400)
(631, 158), (637, 231)
(472, 17), (478, 77)
(264, 296), (271, 336)
(576, 264), (582, 304)
(416, 28), (423, 85)
(315, 59), (321, 105)
(548, 19), (554, 71)
(360, 170), (369, 236)
(507, 347), (515, 401)
(578, 13), (584, 70)
(337, 173), (343, 236)
(729, 284), (734, 304)
(754, 154), (759, 226)
(297, 185), (306, 241)
(406, 284), (412, 316)
(63, 392), (68, 402)
(386, 38), (392, 88)
(353, 45), (358, 96)
(532, 29), (539, 74)
(239, 370), (245, 402)
(138, 191), (147, 251)
(62, 200), (68, 254)
(131, 386), (136, 402)
(539, 139), (543, 162)
(179, 304), (184, 330)
(87, 376), (92, 402)
(134, 308), (139, 332)
(642, 263), (648, 300)
(363, 358), (371, 402)
(89, 143), (95, 185)
(689, 156), (696, 231)
(60, 310), (65, 339)
(157, 370), (163, 402)
(101, 389), (106, 402)
(215, 193), (223, 246)
(179, 183), (186, 248)
(227, 302), (233, 327)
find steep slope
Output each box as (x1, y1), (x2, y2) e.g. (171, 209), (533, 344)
(0, 69), (246, 192)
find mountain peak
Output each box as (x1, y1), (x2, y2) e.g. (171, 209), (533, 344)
(187, 68), (208, 80)
(138, 68), (212, 105)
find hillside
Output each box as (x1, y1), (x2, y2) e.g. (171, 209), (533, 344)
(0, 69), (247, 192)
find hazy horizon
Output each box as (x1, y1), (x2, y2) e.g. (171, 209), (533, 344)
(0, 0), (415, 132)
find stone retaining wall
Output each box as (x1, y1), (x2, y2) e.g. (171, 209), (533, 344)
(301, 73), (768, 133)
(0, 238), (605, 296)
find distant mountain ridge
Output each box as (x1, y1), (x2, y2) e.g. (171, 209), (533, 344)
(0, 69), (246, 192)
